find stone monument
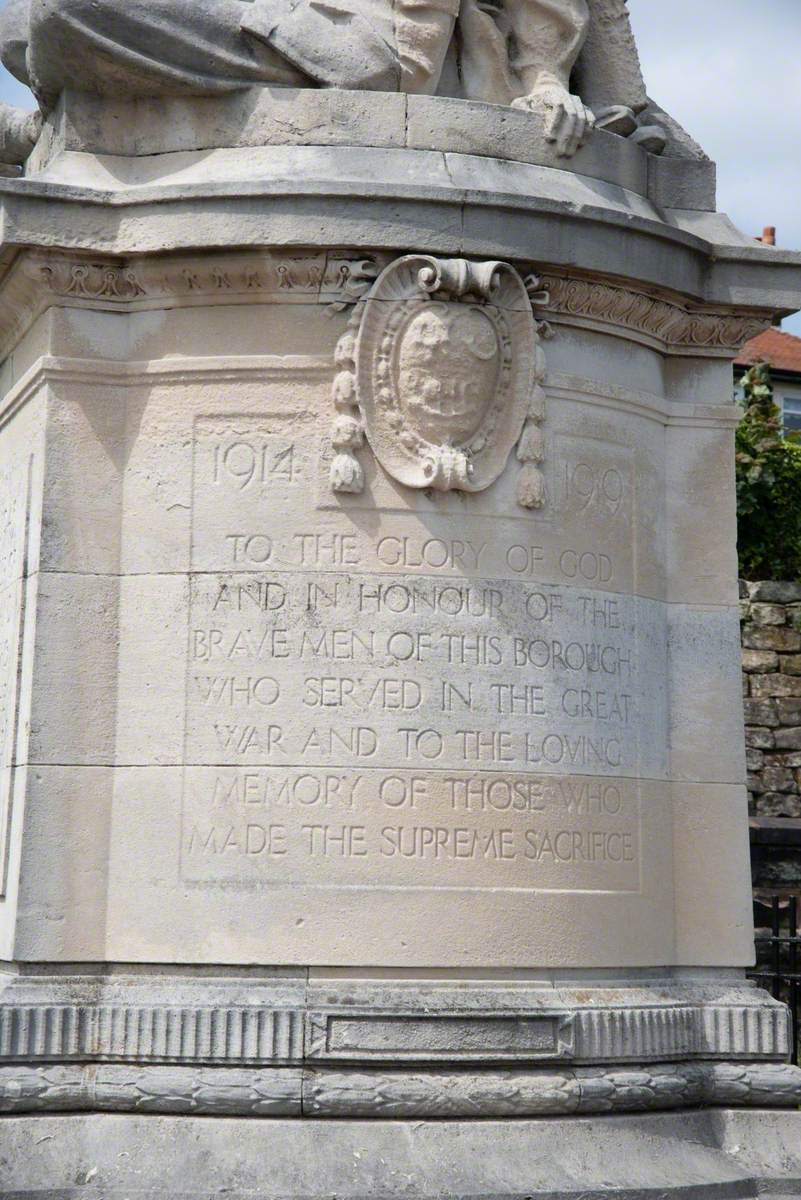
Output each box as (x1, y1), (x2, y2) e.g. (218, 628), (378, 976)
(1, 0), (801, 1194)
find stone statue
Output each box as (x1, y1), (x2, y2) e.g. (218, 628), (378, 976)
(0, 0), (657, 163)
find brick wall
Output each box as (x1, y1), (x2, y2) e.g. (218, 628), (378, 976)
(741, 581), (801, 815)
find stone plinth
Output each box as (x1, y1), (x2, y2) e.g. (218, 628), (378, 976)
(8, 1111), (801, 1199)
(1, 88), (801, 1196)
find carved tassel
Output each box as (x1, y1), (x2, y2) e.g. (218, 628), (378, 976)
(517, 411), (547, 508)
(329, 321), (365, 494)
(516, 330), (548, 509)
(517, 461), (546, 509)
(517, 420), (545, 464)
(330, 451), (364, 494)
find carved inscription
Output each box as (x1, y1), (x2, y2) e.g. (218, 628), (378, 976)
(0, 460), (30, 894)
(182, 767), (640, 891)
(181, 420), (658, 893)
(185, 571), (650, 773)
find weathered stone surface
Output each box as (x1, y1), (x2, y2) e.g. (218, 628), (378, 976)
(647, 155), (716, 213)
(748, 581), (801, 603)
(750, 674), (801, 698)
(773, 726), (801, 750)
(744, 698), (781, 727)
(0, 973), (787, 1075)
(759, 764), (798, 794)
(781, 653), (801, 675)
(0, 1064), (303, 1116)
(742, 649), (778, 673)
(745, 726), (775, 750)
(23, 89), (652, 190)
(0, 239), (786, 936)
(745, 749), (764, 772)
(5, 1109), (801, 1199)
(755, 793), (801, 818)
(777, 697), (801, 724)
(750, 603), (787, 627)
(303, 1061), (801, 1119)
(742, 625), (801, 652)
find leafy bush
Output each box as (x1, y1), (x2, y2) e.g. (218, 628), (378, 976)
(736, 362), (801, 581)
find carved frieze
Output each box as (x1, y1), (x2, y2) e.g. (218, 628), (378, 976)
(542, 274), (771, 352)
(0, 250), (387, 362)
(1, 1061), (799, 1118)
(0, 249), (774, 367)
(27, 251), (381, 307)
(330, 255), (549, 507)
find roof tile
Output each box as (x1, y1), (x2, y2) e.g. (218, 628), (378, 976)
(736, 328), (801, 374)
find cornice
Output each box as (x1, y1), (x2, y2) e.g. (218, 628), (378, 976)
(0, 248), (774, 364)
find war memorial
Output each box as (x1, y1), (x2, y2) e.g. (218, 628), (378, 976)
(0, 0), (801, 1194)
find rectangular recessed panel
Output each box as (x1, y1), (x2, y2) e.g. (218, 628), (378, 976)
(105, 396), (678, 968)
(180, 418), (646, 898)
(323, 1014), (566, 1058)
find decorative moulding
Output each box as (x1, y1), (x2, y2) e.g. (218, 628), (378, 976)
(540, 273), (771, 355)
(0, 995), (787, 1066)
(0, 248), (773, 363)
(1, 1061), (800, 1119)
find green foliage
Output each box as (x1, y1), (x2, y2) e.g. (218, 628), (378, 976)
(736, 362), (801, 580)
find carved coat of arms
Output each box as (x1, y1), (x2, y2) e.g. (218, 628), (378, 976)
(329, 255), (548, 508)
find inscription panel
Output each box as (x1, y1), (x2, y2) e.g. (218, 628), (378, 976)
(180, 417), (663, 899)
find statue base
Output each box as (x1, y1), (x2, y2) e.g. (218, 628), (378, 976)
(6, 1110), (801, 1198)
(0, 972), (798, 1119)
(2, 86), (801, 1199)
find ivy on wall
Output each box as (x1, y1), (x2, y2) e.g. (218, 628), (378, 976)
(736, 362), (801, 581)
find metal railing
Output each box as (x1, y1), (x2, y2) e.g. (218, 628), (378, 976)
(750, 895), (801, 1065)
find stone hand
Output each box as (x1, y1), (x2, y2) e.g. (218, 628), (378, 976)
(512, 84), (595, 158)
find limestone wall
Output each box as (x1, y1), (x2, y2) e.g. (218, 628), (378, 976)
(742, 581), (801, 815)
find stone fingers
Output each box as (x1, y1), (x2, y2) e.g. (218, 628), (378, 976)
(544, 96), (563, 143)
(544, 95), (574, 158)
(554, 94), (594, 158)
(559, 95), (581, 157)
